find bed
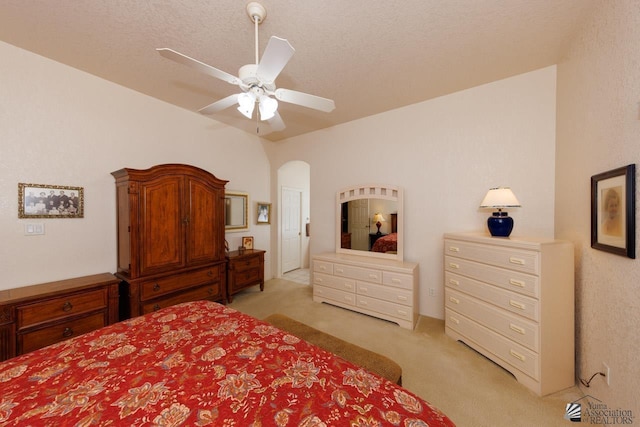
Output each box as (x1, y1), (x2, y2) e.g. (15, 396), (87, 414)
(0, 300), (454, 426)
(371, 232), (398, 253)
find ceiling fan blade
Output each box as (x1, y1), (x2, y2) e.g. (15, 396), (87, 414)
(268, 111), (286, 132)
(274, 88), (336, 113)
(198, 94), (240, 115)
(157, 48), (241, 85)
(256, 36), (295, 84)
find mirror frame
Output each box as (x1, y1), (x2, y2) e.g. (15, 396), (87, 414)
(224, 191), (249, 232)
(336, 184), (403, 261)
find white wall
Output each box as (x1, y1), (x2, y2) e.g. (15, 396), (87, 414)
(265, 66), (558, 319)
(556, 1), (639, 415)
(0, 41), (272, 289)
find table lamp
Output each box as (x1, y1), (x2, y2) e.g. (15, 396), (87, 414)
(479, 187), (521, 237)
(373, 213), (386, 235)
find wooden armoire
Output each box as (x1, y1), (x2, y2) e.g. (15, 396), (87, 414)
(112, 164), (228, 319)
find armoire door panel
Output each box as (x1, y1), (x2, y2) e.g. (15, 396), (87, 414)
(186, 178), (221, 265)
(140, 176), (185, 275)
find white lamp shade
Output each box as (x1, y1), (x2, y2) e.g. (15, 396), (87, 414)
(373, 213), (386, 223)
(480, 187), (521, 208)
(237, 92), (256, 119)
(259, 96), (278, 121)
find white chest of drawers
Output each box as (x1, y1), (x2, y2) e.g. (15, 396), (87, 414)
(443, 232), (574, 396)
(312, 252), (418, 329)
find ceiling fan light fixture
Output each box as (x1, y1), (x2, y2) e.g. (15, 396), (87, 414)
(237, 92), (256, 119)
(259, 95), (278, 121)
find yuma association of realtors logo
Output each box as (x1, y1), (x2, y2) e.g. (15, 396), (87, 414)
(565, 396), (635, 424)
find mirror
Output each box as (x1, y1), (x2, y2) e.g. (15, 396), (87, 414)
(224, 191), (248, 232)
(336, 185), (403, 261)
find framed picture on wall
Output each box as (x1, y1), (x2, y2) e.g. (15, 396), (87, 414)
(591, 164), (635, 258)
(18, 183), (84, 219)
(256, 202), (271, 224)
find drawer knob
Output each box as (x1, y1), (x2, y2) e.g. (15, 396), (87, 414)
(509, 349), (526, 362)
(391, 278), (401, 283)
(449, 296), (460, 304)
(153, 304), (161, 311)
(153, 283), (161, 292)
(207, 287), (214, 295)
(448, 262), (459, 269)
(448, 246), (460, 252)
(509, 279), (526, 288)
(62, 301), (73, 312)
(62, 327), (74, 338)
(208, 270), (214, 277)
(509, 300), (526, 310)
(397, 310), (407, 316)
(360, 286), (368, 293)
(449, 316), (460, 325)
(448, 279), (459, 286)
(397, 295), (408, 301)
(368, 274), (377, 279)
(336, 268), (344, 273)
(509, 257), (525, 265)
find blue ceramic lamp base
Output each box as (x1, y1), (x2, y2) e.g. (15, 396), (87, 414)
(487, 211), (514, 237)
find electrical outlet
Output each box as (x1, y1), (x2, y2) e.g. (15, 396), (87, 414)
(429, 288), (436, 297)
(602, 362), (610, 386)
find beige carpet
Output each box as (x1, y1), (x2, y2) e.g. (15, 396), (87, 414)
(229, 278), (585, 427)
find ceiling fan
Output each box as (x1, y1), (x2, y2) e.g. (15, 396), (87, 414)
(157, 2), (335, 132)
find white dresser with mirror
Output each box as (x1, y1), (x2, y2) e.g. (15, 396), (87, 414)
(312, 185), (419, 329)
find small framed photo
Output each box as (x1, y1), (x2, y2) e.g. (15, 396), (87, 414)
(591, 164), (635, 258)
(18, 183), (84, 219)
(242, 236), (254, 250)
(256, 202), (271, 224)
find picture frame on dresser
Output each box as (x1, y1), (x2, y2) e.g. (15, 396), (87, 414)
(242, 236), (254, 250)
(591, 164), (635, 259)
(18, 183), (84, 218)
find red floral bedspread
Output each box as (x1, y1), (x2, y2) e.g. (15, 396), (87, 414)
(372, 232), (398, 253)
(0, 301), (454, 426)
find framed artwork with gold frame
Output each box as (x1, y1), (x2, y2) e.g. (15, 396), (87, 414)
(18, 183), (84, 219)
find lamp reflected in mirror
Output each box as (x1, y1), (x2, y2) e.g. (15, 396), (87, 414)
(373, 213), (385, 235)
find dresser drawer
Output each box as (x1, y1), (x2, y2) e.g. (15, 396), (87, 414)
(357, 295), (413, 322)
(445, 256), (539, 298)
(140, 266), (221, 301)
(233, 256), (261, 272)
(233, 268), (260, 288)
(445, 288), (539, 351)
(17, 289), (107, 329)
(445, 272), (539, 321)
(142, 283), (222, 314)
(357, 281), (412, 307)
(314, 285), (356, 305)
(313, 260), (334, 275)
(333, 263), (382, 283)
(445, 239), (539, 275)
(382, 271), (414, 291)
(313, 272), (355, 292)
(446, 308), (539, 380)
(19, 312), (106, 354)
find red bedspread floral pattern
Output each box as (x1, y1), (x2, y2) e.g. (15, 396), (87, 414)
(0, 301), (454, 426)
(372, 232), (398, 253)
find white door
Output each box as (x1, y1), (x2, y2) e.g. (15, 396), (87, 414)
(282, 187), (302, 273)
(349, 199), (370, 250)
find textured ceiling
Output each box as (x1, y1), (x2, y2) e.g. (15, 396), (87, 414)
(0, 0), (596, 141)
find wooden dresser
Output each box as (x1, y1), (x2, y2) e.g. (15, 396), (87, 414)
(443, 232), (574, 396)
(112, 164), (228, 318)
(0, 273), (119, 361)
(312, 252), (418, 329)
(226, 249), (266, 303)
